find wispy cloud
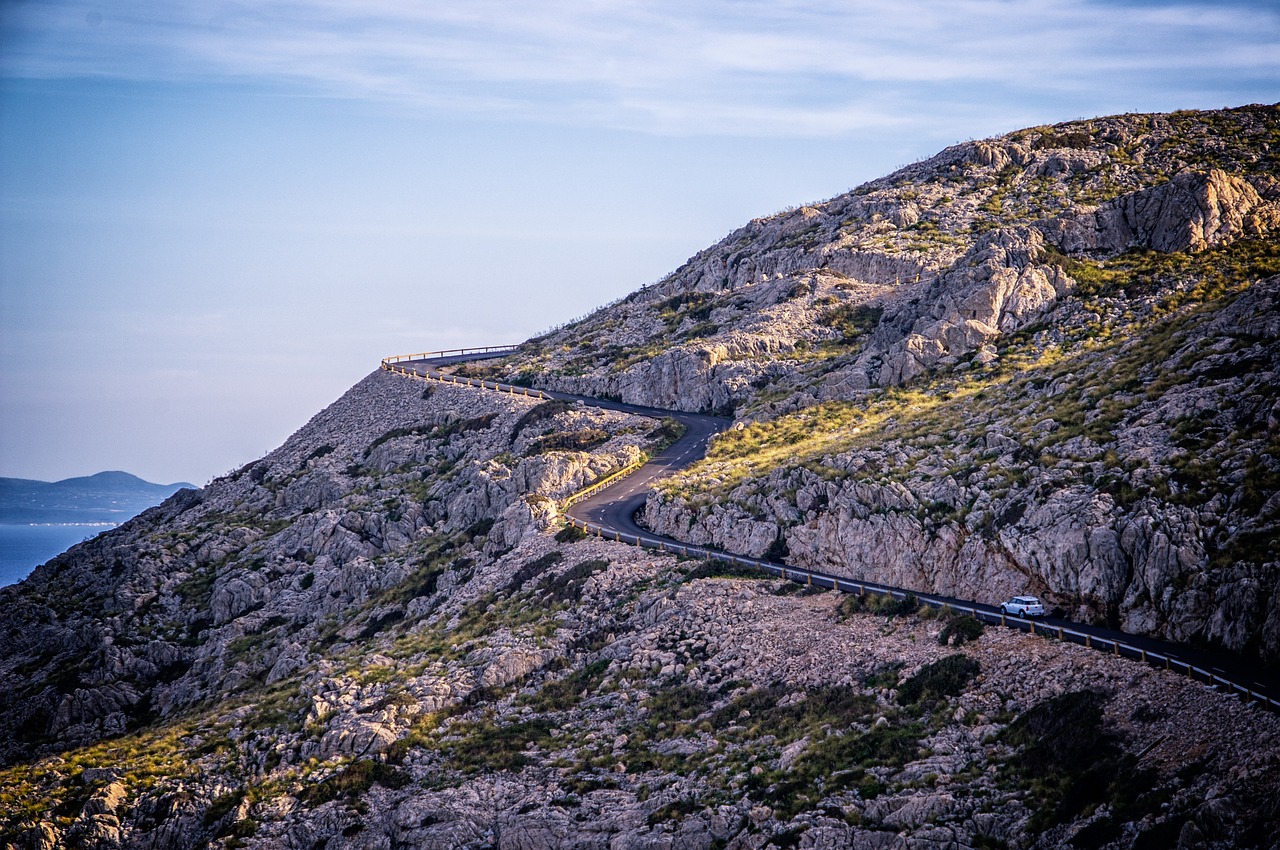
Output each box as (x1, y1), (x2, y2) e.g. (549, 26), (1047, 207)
(3, 0), (1277, 135)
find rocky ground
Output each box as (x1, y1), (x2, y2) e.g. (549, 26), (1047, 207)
(2, 105), (1280, 850)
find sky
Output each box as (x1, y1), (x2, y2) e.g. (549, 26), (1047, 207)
(1, 1), (1277, 487)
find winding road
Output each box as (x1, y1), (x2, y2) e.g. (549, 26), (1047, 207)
(383, 348), (1280, 713)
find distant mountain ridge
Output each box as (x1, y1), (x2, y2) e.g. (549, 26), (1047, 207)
(0, 471), (195, 524)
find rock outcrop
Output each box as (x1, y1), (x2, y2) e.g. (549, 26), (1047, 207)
(1045, 168), (1280, 255)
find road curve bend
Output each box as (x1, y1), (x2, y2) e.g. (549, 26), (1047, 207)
(382, 349), (1280, 714)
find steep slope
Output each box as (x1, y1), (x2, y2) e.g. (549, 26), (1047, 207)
(2, 106), (1280, 850)
(466, 104), (1280, 664)
(471, 106), (1279, 413)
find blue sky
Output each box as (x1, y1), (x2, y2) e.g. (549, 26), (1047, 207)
(2, 1), (1277, 486)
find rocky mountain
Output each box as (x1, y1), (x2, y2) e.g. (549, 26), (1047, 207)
(1, 106), (1279, 850)
(0, 472), (196, 525)
(470, 104), (1280, 666)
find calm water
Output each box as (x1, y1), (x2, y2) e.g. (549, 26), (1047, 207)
(0, 524), (114, 587)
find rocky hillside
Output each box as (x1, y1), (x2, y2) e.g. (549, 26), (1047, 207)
(1, 370), (1278, 850)
(1, 106), (1279, 850)
(483, 106), (1279, 412)
(467, 104), (1280, 665)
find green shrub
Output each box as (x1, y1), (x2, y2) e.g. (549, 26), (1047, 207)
(464, 518), (495, 539)
(521, 659), (611, 711)
(202, 790), (245, 827)
(303, 444), (335, 464)
(1003, 690), (1108, 772)
(436, 718), (555, 774)
(646, 418), (687, 451)
(298, 760), (410, 806)
(712, 684), (875, 742)
(896, 654), (980, 706)
(837, 591), (919, 620)
(525, 428), (611, 455)
(540, 559), (610, 602)
(507, 551), (564, 590)
(555, 524), (587, 543)
(645, 685), (716, 736)
(681, 559), (765, 582)
(646, 797), (700, 826)
(1032, 130), (1091, 149)
(1000, 690), (1168, 833)
(817, 304), (884, 343)
(513, 400), (572, 436)
(938, 615), (984, 646)
(365, 414), (497, 458)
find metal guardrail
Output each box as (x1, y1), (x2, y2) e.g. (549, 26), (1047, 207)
(381, 362), (554, 400)
(381, 356), (650, 513)
(563, 516), (1280, 714)
(562, 460), (646, 510)
(381, 349), (1280, 715)
(381, 345), (520, 366)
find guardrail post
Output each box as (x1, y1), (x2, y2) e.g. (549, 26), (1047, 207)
(1113, 642), (1119, 657)
(1141, 649), (1147, 663)
(1057, 627), (1063, 640)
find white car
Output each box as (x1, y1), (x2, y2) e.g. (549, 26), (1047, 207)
(1001, 596), (1046, 618)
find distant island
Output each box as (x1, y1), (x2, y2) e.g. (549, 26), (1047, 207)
(0, 471), (195, 525)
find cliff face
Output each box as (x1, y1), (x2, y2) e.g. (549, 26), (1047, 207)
(2, 106), (1280, 850)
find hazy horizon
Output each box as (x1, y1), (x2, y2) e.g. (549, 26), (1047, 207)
(3, 0), (1278, 486)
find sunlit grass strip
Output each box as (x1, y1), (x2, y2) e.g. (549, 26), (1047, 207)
(669, 388), (971, 496)
(0, 721), (202, 826)
(664, 344), (1068, 498)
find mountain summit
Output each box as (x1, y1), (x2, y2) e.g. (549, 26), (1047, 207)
(0, 106), (1277, 849)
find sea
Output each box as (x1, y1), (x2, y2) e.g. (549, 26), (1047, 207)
(0, 523), (115, 587)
